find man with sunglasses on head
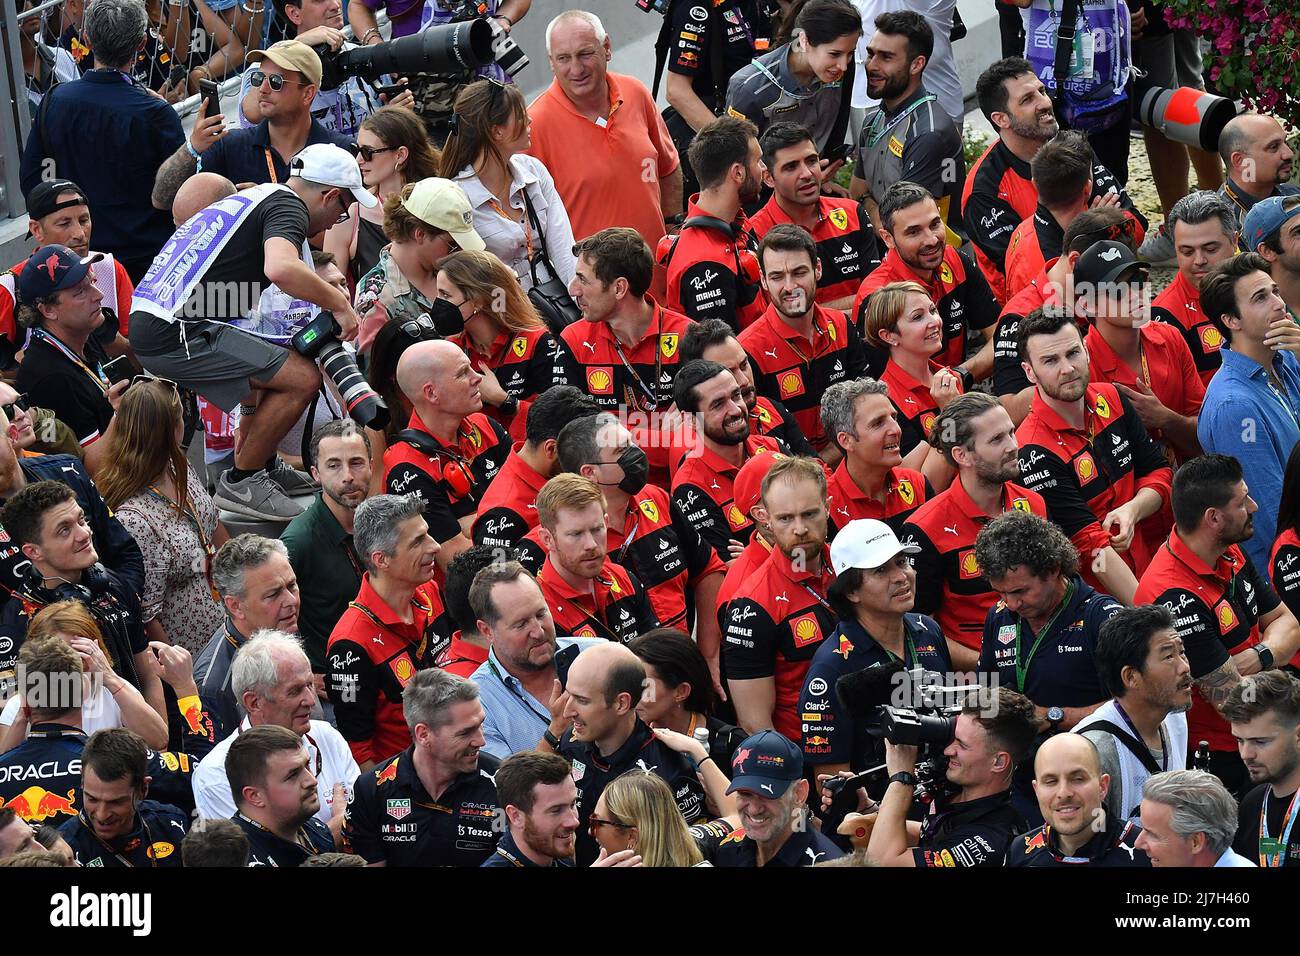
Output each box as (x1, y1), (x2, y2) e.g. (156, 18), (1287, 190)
(132, 140), (372, 522)
(152, 41), (353, 212)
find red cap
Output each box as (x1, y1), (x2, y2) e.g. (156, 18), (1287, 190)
(732, 449), (786, 516)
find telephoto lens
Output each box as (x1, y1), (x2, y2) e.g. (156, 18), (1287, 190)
(322, 18), (496, 87)
(1133, 76), (1238, 153)
(318, 340), (390, 430)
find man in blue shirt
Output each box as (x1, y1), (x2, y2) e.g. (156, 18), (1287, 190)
(1198, 253), (1300, 580)
(150, 39), (353, 214)
(467, 561), (602, 758)
(19, 0), (185, 281)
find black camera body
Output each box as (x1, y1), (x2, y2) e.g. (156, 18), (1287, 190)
(291, 312), (389, 430)
(316, 18), (497, 91)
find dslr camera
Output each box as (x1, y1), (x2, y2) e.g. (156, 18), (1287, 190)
(291, 312), (389, 430)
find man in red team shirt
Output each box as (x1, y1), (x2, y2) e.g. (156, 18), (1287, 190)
(748, 122), (880, 312)
(1004, 131), (1123, 302)
(664, 115), (768, 330)
(1151, 192), (1240, 386)
(327, 493), (451, 769)
(671, 360), (785, 563)
(1076, 242), (1204, 464)
(387, 341), (511, 573)
(820, 378), (930, 538)
(901, 392), (1047, 670)
(533, 474), (659, 646)
(739, 225), (868, 459)
(853, 182), (999, 380)
(722, 456), (835, 740)
(717, 450), (785, 616)
(1134, 455), (1300, 793)
(1015, 306), (1173, 604)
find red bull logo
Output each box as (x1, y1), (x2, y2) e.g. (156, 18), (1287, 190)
(834, 634), (854, 659)
(375, 758), (399, 785)
(0, 786), (77, 822)
(806, 735), (831, 746)
(181, 700), (210, 739)
(1024, 828), (1048, 853)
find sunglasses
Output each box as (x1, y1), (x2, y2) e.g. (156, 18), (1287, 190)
(401, 315), (438, 339)
(357, 144), (397, 162)
(130, 373), (179, 393)
(321, 189), (351, 224)
(249, 69), (306, 92)
(588, 816), (635, 836)
(1, 394), (29, 420)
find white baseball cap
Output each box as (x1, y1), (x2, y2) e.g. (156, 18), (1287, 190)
(830, 519), (920, 576)
(401, 178), (486, 252)
(290, 143), (379, 208)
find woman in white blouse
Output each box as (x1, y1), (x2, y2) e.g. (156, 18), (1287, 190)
(438, 78), (578, 292)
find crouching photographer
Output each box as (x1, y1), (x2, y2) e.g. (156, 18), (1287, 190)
(828, 686), (1036, 867)
(130, 145), (372, 523)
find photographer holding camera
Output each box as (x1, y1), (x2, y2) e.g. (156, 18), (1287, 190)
(131, 144), (371, 522)
(862, 687), (1035, 867)
(237, 0), (414, 140)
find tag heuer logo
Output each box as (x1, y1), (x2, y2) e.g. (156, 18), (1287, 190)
(387, 799), (412, 820)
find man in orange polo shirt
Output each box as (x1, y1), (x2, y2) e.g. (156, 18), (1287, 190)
(1134, 455), (1300, 793)
(748, 122), (880, 312)
(1151, 191), (1239, 386)
(671, 360), (785, 562)
(386, 341), (511, 573)
(563, 228), (694, 486)
(527, 11), (682, 300)
(738, 225), (868, 458)
(820, 378), (930, 538)
(327, 494), (451, 768)
(853, 182), (999, 379)
(1015, 306), (1173, 604)
(534, 474), (659, 645)
(1076, 241), (1204, 465)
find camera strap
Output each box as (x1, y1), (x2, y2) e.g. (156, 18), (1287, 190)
(1080, 720), (1163, 776)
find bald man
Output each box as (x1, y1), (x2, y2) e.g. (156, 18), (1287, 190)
(173, 173), (237, 227)
(1007, 734), (1151, 867)
(382, 340), (512, 570)
(542, 641), (706, 865)
(1217, 114), (1300, 232)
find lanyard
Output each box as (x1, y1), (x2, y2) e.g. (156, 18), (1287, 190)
(615, 511), (642, 565)
(862, 93), (937, 150)
(1112, 700), (1168, 772)
(81, 811), (158, 868)
(264, 148), (279, 185)
(348, 596), (433, 662)
(880, 629), (919, 668)
(145, 480), (219, 602)
(611, 330), (664, 411)
(1259, 787), (1300, 867)
(31, 328), (107, 394)
(538, 569), (623, 643)
(236, 812), (322, 858)
(1013, 579), (1075, 693)
(485, 655), (553, 726)
(798, 579), (832, 613)
(341, 535), (365, 582)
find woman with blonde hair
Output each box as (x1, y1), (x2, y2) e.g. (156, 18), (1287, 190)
(440, 78), (577, 291)
(589, 771), (709, 867)
(0, 602), (167, 752)
(324, 106), (442, 292)
(436, 249), (574, 438)
(95, 380), (228, 655)
(864, 280), (964, 489)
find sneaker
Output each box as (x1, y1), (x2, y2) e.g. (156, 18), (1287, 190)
(265, 456), (318, 496)
(1137, 221), (1176, 265)
(214, 469), (306, 521)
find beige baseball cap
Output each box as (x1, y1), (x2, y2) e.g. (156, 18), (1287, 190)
(402, 178), (486, 251)
(246, 40), (323, 88)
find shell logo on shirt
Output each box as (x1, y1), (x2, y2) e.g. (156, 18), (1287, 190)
(959, 550), (981, 579)
(660, 334), (679, 359)
(779, 370), (805, 399)
(511, 336), (529, 358)
(790, 612), (824, 647)
(1074, 452), (1097, 482)
(921, 412), (938, 438)
(391, 657), (416, 686)
(587, 367), (614, 394)
(1215, 601), (1239, 634)
(829, 207), (849, 231)
(638, 499), (660, 523)
(895, 479), (915, 506)
(727, 505), (748, 530)
(1201, 326), (1224, 351)
(575, 624), (598, 638)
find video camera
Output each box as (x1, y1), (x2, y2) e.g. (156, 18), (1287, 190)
(315, 13), (527, 91)
(291, 312), (389, 430)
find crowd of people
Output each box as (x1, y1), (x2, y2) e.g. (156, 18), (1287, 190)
(0, 0), (1297, 871)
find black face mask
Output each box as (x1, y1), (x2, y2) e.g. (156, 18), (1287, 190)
(428, 297), (465, 337)
(614, 446), (648, 495)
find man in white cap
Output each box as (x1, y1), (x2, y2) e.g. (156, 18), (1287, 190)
(151, 39), (355, 212)
(354, 177), (485, 355)
(130, 142), (374, 522)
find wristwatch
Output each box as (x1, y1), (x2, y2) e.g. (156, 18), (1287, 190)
(543, 729), (563, 750)
(1046, 706), (1065, 733)
(888, 771), (918, 788)
(1253, 644), (1275, 669)
(499, 395), (519, 416)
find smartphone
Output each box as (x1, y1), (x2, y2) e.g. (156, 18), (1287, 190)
(371, 82), (407, 99)
(824, 142), (852, 165)
(554, 643), (581, 689)
(102, 355), (134, 387)
(199, 78), (221, 119)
